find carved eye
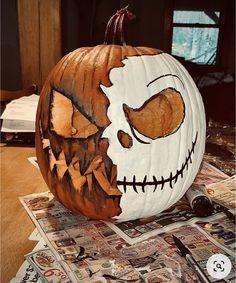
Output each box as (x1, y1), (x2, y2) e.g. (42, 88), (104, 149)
(50, 89), (98, 138)
(123, 88), (185, 141)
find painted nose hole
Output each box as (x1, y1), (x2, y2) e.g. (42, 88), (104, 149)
(117, 130), (133, 148)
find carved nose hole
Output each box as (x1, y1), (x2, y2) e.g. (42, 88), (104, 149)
(117, 130), (133, 148)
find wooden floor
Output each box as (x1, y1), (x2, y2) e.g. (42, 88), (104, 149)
(0, 144), (48, 283)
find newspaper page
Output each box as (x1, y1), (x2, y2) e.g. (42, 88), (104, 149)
(9, 237), (46, 283)
(105, 199), (228, 244)
(9, 264), (42, 283)
(158, 225), (236, 283)
(195, 215), (236, 253)
(193, 161), (229, 186)
(205, 175), (236, 209)
(19, 191), (196, 282)
(27, 157), (39, 169)
(20, 192), (141, 282)
(25, 248), (72, 283)
(116, 236), (200, 283)
(20, 191), (235, 282)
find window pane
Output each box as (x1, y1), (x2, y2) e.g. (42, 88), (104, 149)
(173, 11), (220, 24)
(171, 27), (219, 64)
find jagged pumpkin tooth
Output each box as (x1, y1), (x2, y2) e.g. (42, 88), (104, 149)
(67, 157), (86, 191)
(86, 174), (93, 192)
(49, 149), (57, 171)
(42, 138), (50, 149)
(110, 165), (118, 187)
(84, 155), (103, 175)
(93, 169), (121, 196)
(100, 161), (108, 179)
(71, 176), (87, 192)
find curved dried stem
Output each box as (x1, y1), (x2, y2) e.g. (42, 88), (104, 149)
(104, 5), (135, 45)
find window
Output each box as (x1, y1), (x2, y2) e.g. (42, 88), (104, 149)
(171, 10), (221, 65)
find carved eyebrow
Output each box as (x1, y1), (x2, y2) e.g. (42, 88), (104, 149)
(146, 74), (184, 88)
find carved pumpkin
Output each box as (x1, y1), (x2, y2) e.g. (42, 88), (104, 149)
(35, 7), (206, 222)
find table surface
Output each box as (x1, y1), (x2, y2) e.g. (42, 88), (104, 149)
(0, 144), (48, 283)
(0, 140), (234, 283)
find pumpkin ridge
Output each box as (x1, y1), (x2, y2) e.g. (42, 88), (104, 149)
(89, 45), (112, 124)
(53, 50), (83, 87)
(71, 49), (91, 93)
(51, 52), (74, 82)
(76, 46), (111, 127)
(73, 49), (94, 100)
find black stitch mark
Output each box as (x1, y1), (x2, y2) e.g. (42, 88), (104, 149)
(123, 176), (127, 193)
(133, 175), (138, 193)
(117, 132), (198, 192)
(153, 176), (158, 192)
(142, 175), (147, 192)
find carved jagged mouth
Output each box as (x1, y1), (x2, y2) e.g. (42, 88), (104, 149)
(117, 132), (198, 193)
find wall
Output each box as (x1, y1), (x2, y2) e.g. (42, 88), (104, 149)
(1, 0), (235, 90)
(17, 0), (61, 90)
(61, 0), (167, 55)
(1, 0), (21, 90)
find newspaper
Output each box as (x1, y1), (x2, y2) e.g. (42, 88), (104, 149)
(25, 249), (72, 283)
(158, 225), (236, 283)
(193, 161), (229, 185)
(9, 236), (46, 283)
(19, 192), (140, 282)
(105, 199), (228, 244)
(19, 192), (193, 282)
(195, 216), (236, 253)
(19, 190), (235, 283)
(9, 263), (42, 283)
(205, 175), (236, 209)
(27, 157), (39, 169)
(15, 160), (235, 282)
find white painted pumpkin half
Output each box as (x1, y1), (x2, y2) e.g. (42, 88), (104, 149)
(35, 7), (206, 222)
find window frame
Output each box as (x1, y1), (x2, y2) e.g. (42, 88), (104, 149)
(163, 0), (234, 74)
(171, 10), (222, 66)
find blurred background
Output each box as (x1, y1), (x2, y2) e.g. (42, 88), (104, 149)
(1, 0), (235, 124)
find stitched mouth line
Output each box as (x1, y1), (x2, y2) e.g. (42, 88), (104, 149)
(117, 132), (198, 193)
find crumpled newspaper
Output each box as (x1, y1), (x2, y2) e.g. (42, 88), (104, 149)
(204, 119), (235, 176)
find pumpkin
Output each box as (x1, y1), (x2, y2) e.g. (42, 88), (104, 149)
(35, 7), (206, 222)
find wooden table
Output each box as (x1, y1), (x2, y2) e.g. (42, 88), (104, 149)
(0, 144), (48, 283)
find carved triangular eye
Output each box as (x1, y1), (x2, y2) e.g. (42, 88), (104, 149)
(123, 88), (185, 140)
(50, 89), (98, 138)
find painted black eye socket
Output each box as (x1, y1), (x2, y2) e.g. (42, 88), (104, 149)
(123, 87), (185, 144)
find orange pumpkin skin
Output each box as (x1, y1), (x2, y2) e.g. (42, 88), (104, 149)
(35, 44), (162, 221)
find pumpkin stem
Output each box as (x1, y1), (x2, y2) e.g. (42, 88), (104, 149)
(104, 5), (135, 45)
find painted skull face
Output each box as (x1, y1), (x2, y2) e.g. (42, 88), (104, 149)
(101, 53), (205, 221)
(36, 46), (205, 222)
